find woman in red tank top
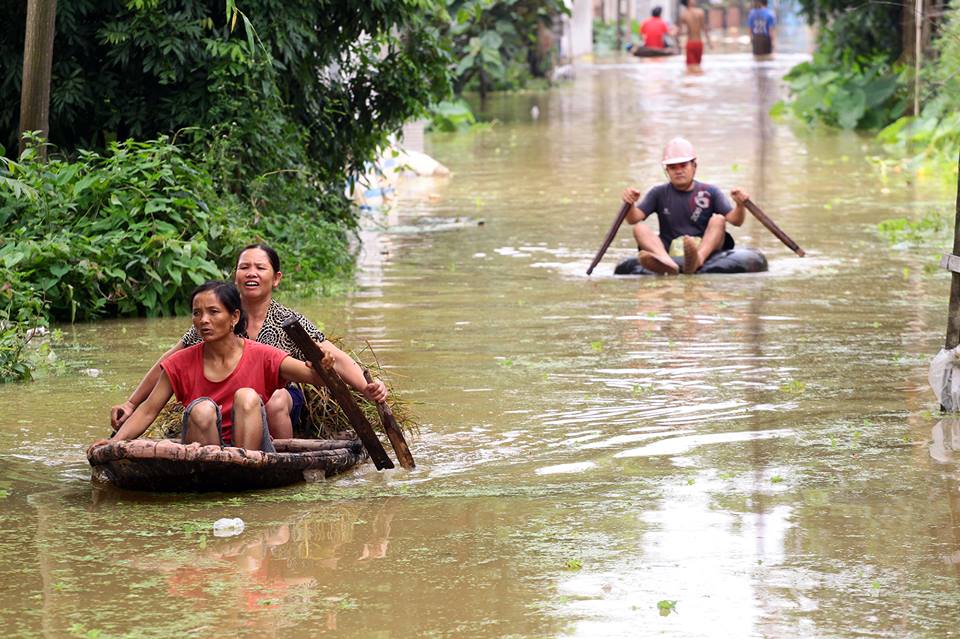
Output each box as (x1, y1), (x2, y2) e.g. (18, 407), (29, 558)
(90, 281), (332, 451)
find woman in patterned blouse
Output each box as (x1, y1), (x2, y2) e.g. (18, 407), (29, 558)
(110, 244), (386, 437)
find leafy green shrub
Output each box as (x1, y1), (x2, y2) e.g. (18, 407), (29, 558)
(0, 137), (232, 321)
(874, 5), (960, 172)
(0, 133), (362, 323)
(774, 51), (905, 130)
(0, 269), (49, 382)
(447, 0), (568, 96)
(428, 100), (478, 132)
(593, 19), (619, 55)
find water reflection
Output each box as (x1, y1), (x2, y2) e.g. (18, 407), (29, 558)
(4, 51), (960, 637)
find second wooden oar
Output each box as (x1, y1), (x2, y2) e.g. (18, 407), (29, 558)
(281, 317), (394, 470)
(586, 201), (632, 275)
(743, 199), (805, 257)
(364, 370), (415, 469)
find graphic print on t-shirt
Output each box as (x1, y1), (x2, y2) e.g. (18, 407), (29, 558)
(690, 189), (712, 223)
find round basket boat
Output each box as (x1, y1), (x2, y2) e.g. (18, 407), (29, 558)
(614, 248), (768, 275)
(87, 438), (367, 492)
(631, 45), (679, 58)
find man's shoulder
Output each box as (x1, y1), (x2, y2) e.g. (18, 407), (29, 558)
(694, 181), (724, 195)
(646, 182), (672, 196)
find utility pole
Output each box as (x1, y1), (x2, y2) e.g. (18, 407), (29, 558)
(945, 150), (960, 350)
(18, 0), (57, 159)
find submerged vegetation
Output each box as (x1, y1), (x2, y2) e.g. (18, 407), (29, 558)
(875, 210), (952, 246)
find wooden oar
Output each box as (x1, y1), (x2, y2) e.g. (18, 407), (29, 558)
(743, 199), (805, 257)
(586, 201), (632, 275)
(364, 370), (415, 469)
(281, 318), (394, 470)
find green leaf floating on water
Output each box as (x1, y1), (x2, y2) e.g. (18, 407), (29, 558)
(779, 380), (805, 394)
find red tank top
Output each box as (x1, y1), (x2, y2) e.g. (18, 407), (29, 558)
(162, 339), (288, 444)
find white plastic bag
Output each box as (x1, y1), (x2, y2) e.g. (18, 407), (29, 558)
(929, 347), (960, 411)
(212, 517), (245, 538)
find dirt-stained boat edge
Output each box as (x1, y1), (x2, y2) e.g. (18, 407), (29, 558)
(87, 438), (367, 492)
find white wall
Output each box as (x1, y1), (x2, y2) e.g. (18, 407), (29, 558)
(560, 0), (594, 61)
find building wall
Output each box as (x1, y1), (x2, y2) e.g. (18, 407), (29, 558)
(560, 0), (594, 61)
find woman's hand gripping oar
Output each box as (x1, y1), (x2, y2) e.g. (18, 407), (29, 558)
(586, 201), (633, 275)
(742, 198), (805, 257)
(363, 370), (415, 469)
(281, 317), (395, 470)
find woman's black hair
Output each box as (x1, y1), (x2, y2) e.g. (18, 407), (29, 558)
(238, 243), (281, 273)
(190, 281), (247, 336)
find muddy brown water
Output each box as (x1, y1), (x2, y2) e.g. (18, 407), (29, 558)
(3, 53), (960, 638)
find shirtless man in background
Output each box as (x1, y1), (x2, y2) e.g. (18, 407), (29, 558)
(679, 0), (710, 73)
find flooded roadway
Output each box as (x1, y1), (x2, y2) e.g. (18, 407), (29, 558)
(2, 51), (960, 638)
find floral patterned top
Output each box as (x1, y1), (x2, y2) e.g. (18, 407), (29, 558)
(181, 299), (325, 361)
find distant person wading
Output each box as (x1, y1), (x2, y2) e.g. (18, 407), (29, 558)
(748, 0), (777, 58)
(639, 6), (676, 49)
(679, 0), (710, 73)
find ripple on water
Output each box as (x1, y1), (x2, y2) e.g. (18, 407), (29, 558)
(614, 428), (794, 458)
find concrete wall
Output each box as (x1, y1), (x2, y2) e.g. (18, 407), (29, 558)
(560, 0), (594, 61)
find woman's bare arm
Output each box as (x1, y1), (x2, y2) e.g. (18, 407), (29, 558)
(110, 341), (184, 429)
(280, 350), (387, 403)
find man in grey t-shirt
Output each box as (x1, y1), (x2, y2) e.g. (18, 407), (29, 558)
(621, 137), (750, 274)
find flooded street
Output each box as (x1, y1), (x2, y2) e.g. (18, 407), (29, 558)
(3, 51), (960, 637)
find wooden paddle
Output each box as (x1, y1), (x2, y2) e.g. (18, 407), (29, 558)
(281, 317), (394, 470)
(743, 199), (805, 257)
(586, 201), (632, 275)
(364, 370), (415, 469)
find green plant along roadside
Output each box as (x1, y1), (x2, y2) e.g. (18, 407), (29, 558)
(778, 0), (959, 179)
(876, 6), (960, 174)
(774, 52), (904, 130)
(446, 0), (569, 98)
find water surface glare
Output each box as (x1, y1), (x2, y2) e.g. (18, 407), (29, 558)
(2, 53), (960, 637)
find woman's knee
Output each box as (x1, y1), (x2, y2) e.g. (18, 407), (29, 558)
(187, 398), (218, 427)
(233, 388), (262, 412)
(265, 388), (292, 417)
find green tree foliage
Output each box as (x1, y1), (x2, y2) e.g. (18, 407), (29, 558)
(1, 0), (452, 186)
(775, 52), (905, 130)
(0, 138), (235, 322)
(877, 5), (960, 170)
(0, 2), (454, 381)
(447, 0), (568, 96)
(795, 0), (903, 63)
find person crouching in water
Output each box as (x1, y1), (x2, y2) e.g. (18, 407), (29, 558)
(621, 137), (750, 275)
(91, 281), (330, 452)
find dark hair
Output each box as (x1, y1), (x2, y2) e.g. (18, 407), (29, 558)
(190, 281), (247, 336)
(680, 0), (688, 7)
(652, 6), (662, 16)
(238, 243), (281, 273)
